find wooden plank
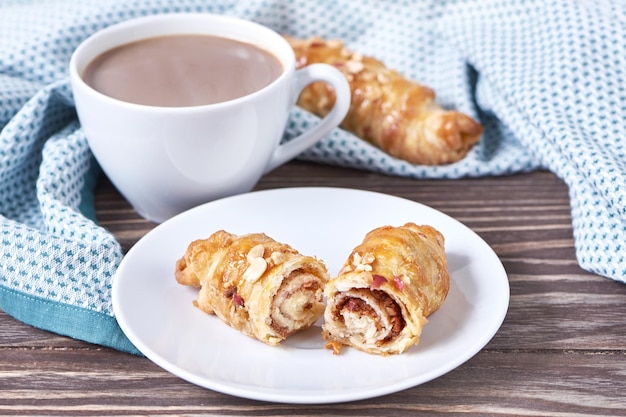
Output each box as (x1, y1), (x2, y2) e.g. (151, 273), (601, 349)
(0, 349), (625, 416)
(0, 310), (91, 349)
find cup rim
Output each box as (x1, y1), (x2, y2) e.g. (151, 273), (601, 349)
(69, 12), (295, 112)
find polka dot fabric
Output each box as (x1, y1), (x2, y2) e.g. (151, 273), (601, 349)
(0, 0), (624, 352)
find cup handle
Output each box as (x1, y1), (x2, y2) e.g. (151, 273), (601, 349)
(264, 63), (351, 173)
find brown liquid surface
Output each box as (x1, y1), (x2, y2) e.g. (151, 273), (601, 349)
(82, 34), (283, 107)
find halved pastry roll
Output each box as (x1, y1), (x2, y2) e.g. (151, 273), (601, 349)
(175, 230), (329, 346)
(323, 223), (450, 355)
(286, 36), (483, 165)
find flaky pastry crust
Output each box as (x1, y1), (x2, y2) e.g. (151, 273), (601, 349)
(176, 230), (329, 346)
(286, 36), (483, 165)
(322, 223), (450, 355)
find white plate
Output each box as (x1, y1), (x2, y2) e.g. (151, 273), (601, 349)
(112, 187), (509, 404)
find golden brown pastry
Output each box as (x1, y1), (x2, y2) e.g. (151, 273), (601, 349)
(286, 36), (483, 165)
(176, 230), (329, 346)
(322, 223), (450, 355)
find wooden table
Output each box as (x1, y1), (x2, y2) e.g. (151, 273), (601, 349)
(2, 161), (626, 416)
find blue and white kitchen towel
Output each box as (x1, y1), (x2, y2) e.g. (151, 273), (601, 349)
(1, 0), (625, 353)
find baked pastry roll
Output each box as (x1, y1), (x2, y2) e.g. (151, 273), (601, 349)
(322, 223), (450, 355)
(175, 230), (329, 346)
(286, 36), (483, 165)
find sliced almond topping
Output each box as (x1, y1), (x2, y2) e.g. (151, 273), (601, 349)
(243, 257), (267, 283)
(246, 244), (265, 262)
(339, 264), (353, 274)
(352, 252), (374, 272)
(270, 251), (286, 266)
(362, 253), (375, 264)
(346, 60), (364, 74)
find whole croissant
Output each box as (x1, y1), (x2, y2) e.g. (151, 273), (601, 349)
(286, 36), (483, 165)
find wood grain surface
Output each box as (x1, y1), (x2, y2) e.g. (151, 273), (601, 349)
(1, 161), (626, 417)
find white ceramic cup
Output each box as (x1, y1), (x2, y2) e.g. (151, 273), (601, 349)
(70, 13), (350, 223)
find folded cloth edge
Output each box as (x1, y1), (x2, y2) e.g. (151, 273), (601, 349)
(0, 286), (141, 355)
